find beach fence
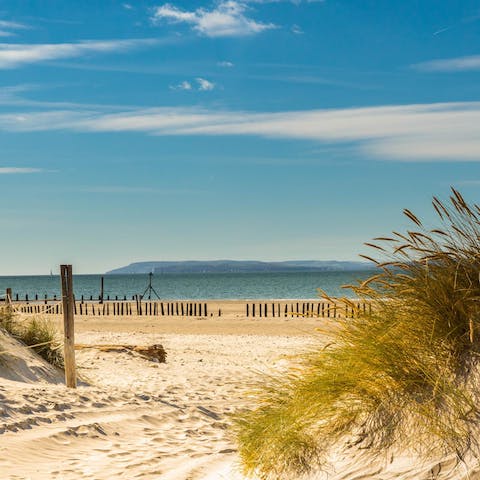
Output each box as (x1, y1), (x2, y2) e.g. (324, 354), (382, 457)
(2, 298), (211, 317)
(246, 301), (372, 319)
(1, 293), (371, 319)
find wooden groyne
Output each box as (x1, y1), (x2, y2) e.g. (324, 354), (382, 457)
(2, 296), (371, 319)
(6, 300), (211, 317)
(246, 301), (371, 319)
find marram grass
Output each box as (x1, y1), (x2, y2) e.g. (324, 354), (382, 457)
(234, 188), (480, 479)
(0, 310), (64, 368)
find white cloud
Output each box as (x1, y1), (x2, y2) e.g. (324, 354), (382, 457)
(0, 167), (43, 174)
(2, 102), (480, 161)
(0, 38), (157, 69)
(291, 24), (303, 34)
(170, 80), (193, 90)
(196, 77), (215, 91)
(217, 60), (234, 67)
(413, 55), (480, 72)
(123, 3), (134, 9)
(0, 20), (28, 37)
(151, 1), (276, 37)
(170, 78), (215, 91)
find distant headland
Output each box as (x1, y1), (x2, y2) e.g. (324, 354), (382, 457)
(106, 260), (373, 275)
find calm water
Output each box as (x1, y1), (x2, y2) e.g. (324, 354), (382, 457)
(0, 271), (376, 300)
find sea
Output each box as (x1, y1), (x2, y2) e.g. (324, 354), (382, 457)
(0, 271), (376, 300)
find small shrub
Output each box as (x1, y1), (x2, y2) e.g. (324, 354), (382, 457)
(235, 188), (480, 479)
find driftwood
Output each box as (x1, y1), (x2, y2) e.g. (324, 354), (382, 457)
(75, 344), (167, 363)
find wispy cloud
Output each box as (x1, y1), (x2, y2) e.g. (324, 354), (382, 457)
(0, 20), (28, 37)
(0, 167), (43, 174)
(291, 24), (303, 34)
(413, 55), (480, 72)
(170, 80), (193, 91)
(196, 77), (215, 91)
(0, 38), (157, 69)
(217, 60), (234, 67)
(1, 102), (480, 162)
(0, 83), (142, 112)
(170, 78), (216, 91)
(432, 13), (480, 36)
(151, 1), (276, 37)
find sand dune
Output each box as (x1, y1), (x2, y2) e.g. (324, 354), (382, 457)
(2, 315), (480, 479)
(0, 323), (312, 479)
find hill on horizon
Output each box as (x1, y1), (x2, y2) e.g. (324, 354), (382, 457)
(106, 260), (373, 275)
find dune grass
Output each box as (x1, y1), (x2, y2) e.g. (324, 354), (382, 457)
(0, 309), (63, 368)
(234, 188), (480, 479)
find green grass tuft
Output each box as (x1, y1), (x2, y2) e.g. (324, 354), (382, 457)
(0, 309), (63, 368)
(234, 188), (480, 479)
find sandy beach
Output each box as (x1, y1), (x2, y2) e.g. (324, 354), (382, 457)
(1, 304), (478, 480)
(0, 304), (321, 480)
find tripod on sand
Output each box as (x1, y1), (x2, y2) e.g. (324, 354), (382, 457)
(141, 272), (161, 300)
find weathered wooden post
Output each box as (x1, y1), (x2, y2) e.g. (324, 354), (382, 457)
(60, 265), (76, 388)
(5, 288), (12, 315)
(100, 276), (104, 304)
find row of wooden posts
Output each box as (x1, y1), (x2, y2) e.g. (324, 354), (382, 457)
(10, 299), (371, 319)
(246, 301), (372, 319)
(13, 301), (211, 317)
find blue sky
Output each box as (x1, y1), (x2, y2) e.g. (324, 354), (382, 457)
(0, 0), (479, 274)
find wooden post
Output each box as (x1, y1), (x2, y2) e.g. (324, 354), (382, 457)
(60, 265), (76, 389)
(5, 288), (12, 315)
(99, 276), (104, 304)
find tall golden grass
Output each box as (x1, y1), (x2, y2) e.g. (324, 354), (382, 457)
(234, 188), (480, 479)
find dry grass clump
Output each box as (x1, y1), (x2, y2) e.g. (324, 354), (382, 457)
(235, 188), (480, 479)
(0, 309), (63, 368)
